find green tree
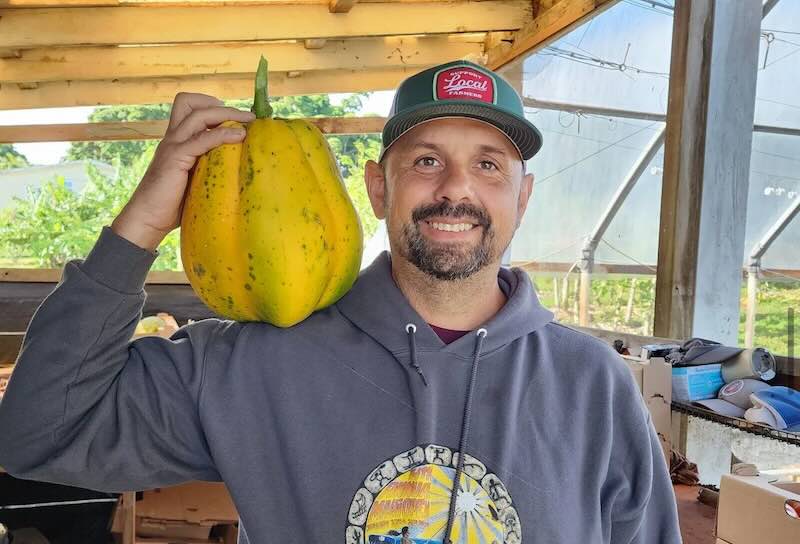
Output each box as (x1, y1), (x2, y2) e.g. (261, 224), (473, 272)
(0, 147), (182, 270)
(2, 93), (381, 270)
(0, 144), (30, 170)
(64, 104), (170, 168)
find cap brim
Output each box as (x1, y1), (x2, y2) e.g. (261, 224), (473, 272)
(380, 101), (543, 161)
(694, 399), (746, 418)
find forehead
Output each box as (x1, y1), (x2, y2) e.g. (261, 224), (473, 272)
(391, 117), (520, 158)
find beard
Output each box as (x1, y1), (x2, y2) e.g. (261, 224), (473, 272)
(398, 201), (498, 281)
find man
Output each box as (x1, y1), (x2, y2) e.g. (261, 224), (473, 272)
(0, 60), (681, 543)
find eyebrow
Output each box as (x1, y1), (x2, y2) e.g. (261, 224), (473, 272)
(476, 144), (510, 156)
(408, 141), (441, 152)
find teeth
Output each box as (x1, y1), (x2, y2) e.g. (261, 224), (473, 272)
(430, 222), (475, 232)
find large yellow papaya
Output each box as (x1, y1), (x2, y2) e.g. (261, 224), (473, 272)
(180, 57), (363, 327)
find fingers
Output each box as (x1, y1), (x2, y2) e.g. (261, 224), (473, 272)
(170, 106), (255, 143)
(177, 125), (247, 160)
(167, 92), (225, 131)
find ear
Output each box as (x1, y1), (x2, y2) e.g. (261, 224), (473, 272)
(515, 172), (534, 228)
(365, 159), (388, 220)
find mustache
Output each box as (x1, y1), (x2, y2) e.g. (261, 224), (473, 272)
(411, 201), (491, 227)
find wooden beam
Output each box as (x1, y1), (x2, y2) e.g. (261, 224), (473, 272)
(0, 1), (323, 5)
(0, 2), (531, 48)
(0, 66), (420, 109)
(329, 0), (357, 13)
(487, 0), (618, 71)
(0, 268), (190, 283)
(0, 0), (438, 6)
(0, 116), (387, 143)
(0, 36), (483, 84)
(304, 38), (328, 49)
(653, 0), (761, 344)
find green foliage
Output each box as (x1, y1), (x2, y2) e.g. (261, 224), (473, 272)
(0, 144), (30, 170)
(329, 135), (381, 239)
(0, 146), (180, 270)
(64, 104), (169, 168)
(532, 273), (657, 336)
(738, 280), (800, 356)
(531, 272), (798, 356)
(3, 93), (381, 269)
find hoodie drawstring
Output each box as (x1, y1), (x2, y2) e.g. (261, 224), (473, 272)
(404, 323), (487, 544)
(405, 323), (429, 387)
(443, 327), (487, 544)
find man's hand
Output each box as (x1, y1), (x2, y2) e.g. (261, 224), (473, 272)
(111, 92), (255, 252)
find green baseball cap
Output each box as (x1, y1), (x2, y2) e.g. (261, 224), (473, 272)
(379, 60), (543, 162)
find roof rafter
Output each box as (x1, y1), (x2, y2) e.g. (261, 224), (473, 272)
(0, 1), (530, 48)
(0, 66), (421, 109)
(0, 36), (485, 84)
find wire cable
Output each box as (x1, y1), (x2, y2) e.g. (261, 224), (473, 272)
(599, 238), (658, 273)
(534, 121), (662, 186)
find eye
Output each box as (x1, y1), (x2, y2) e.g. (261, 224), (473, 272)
(415, 156), (440, 168)
(479, 160), (498, 171)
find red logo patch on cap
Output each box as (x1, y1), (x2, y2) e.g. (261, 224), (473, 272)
(434, 66), (496, 104)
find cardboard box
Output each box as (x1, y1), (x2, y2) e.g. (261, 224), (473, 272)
(716, 474), (800, 543)
(672, 363), (724, 402)
(136, 482), (238, 526)
(624, 355), (672, 461)
(136, 517), (212, 540)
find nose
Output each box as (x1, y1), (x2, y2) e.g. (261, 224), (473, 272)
(432, 160), (476, 204)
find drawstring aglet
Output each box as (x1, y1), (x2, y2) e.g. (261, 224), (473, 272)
(405, 323), (429, 387)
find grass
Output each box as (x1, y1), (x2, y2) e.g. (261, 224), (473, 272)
(527, 272), (798, 356)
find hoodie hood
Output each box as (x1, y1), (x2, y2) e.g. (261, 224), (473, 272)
(337, 250), (554, 542)
(337, 251), (554, 358)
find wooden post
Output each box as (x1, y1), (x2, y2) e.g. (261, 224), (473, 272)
(121, 492), (136, 544)
(653, 0), (761, 344)
(553, 276), (560, 310)
(571, 277), (579, 322)
(745, 265), (759, 348)
(578, 257), (592, 326)
(626, 278), (637, 324)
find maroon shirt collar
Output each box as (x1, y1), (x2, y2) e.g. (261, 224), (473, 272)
(428, 323), (470, 344)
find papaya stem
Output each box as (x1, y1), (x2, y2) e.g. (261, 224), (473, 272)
(252, 55), (273, 119)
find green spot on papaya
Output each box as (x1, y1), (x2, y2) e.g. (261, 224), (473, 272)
(192, 263), (206, 278)
(245, 283), (252, 291)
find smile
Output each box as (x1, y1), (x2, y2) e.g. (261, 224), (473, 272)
(426, 221), (477, 232)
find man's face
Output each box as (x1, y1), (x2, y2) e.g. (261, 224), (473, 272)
(365, 117), (534, 281)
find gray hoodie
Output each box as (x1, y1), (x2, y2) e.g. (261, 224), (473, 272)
(0, 227), (681, 543)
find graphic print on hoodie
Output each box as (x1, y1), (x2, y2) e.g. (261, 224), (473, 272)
(0, 227), (682, 544)
(347, 444), (520, 543)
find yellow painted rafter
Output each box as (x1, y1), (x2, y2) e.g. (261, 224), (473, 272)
(0, 67), (423, 109)
(1, 36), (484, 84)
(0, 2), (531, 48)
(487, 0), (619, 70)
